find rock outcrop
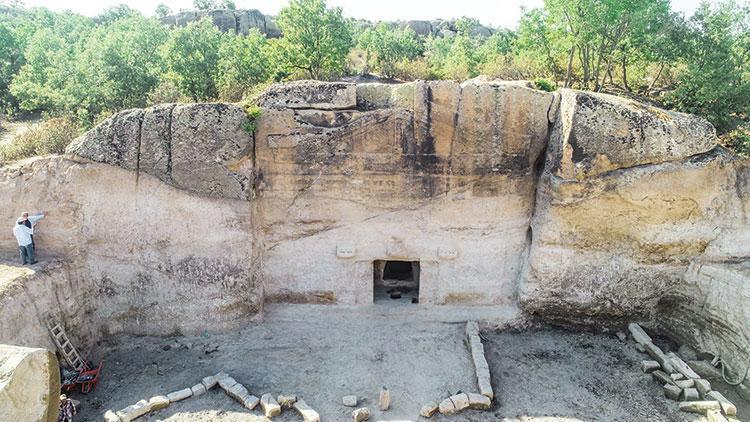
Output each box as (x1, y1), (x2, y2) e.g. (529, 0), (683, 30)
(0, 344), (60, 422)
(159, 9), (493, 40)
(159, 9), (282, 37)
(3, 79), (750, 392)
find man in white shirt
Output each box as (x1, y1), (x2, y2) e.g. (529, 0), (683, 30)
(21, 211), (46, 247)
(13, 218), (35, 265)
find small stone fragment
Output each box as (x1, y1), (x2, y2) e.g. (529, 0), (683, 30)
(670, 373), (685, 381)
(117, 399), (151, 421)
(352, 407), (370, 422)
(439, 393), (471, 415)
(104, 410), (121, 422)
(694, 379), (711, 398)
(664, 384), (682, 401)
(202, 375), (218, 390)
(166, 388), (192, 403)
(707, 409), (729, 422)
(191, 383), (207, 397)
(342, 395), (358, 407)
(681, 388), (699, 401)
(218, 376), (237, 391)
(706, 391), (737, 416)
(644, 342), (674, 373)
(420, 402), (438, 418)
(628, 323), (652, 345)
(438, 397), (457, 415)
(278, 394), (297, 409)
(652, 370), (675, 386)
(478, 375), (494, 400)
(294, 399), (320, 422)
(260, 393), (281, 417)
(641, 361), (660, 373)
(467, 392), (491, 410)
(226, 384), (250, 402)
(679, 401), (721, 414)
(379, 386), (390, 411)
(466, 321), (480, 338)
(616, 331), (627, 342)
(241, 394), (260, 410)
(148, 395), (170, 411)
(675, 379), (695, 389)
(669, 353), (700, 379)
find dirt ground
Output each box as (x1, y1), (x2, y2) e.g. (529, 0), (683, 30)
(71, 303), (747, 421)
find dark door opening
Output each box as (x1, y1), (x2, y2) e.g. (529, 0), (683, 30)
(373, 260), (420, 303)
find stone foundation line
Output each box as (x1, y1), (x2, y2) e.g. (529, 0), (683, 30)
(628, 323), (738, 420)
(420, 321), (494, 418)
(103, 372), (320, 422)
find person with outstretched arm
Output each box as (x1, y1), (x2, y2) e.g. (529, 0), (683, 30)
(22, 211), (46, 247)
(13, 218), (35, 265)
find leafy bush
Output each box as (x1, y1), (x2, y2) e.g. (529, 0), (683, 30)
(147, 79), (186, 105)
(393, 57), (438, 81)
(723, 127), (750, 157)
(241, 104), (263, 134)
(0, 116), (80, 162)
(533, 78), (556, 92)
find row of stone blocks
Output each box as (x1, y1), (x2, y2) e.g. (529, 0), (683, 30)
(419, 321), (495, 418)
(103, 372), (319, 421)
(629, 323), (739, 422)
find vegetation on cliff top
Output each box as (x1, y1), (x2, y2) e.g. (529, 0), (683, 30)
(0, 0), (749, 161)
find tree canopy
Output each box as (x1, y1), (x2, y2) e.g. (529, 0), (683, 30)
(0, 0), (747, 144)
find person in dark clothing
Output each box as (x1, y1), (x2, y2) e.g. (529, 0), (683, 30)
(58, 394), (76, 422)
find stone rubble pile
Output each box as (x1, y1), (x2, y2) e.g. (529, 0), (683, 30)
(628, 323), (739, 421)
(102, 372), (319, 422)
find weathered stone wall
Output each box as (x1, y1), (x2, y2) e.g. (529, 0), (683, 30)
(521, 89), (750, 379)
(0, 261), (97, 351)
(0, 156), (261, 338)
(256, 80), (554, 304)
(3, 79), (750, 388)
(0, 344), (60, 422)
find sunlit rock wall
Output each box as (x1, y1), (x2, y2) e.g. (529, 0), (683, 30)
(0, 156), (260, 337)
(256, 80), (555, 304)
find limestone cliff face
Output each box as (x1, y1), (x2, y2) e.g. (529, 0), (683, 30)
(0, 156), (260, 339)
(3, 80), (750, 385)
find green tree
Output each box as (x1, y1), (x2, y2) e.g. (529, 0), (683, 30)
(276, 0), (353, 79)
(96, 4), (139, 24)
(0, 21), (23, 111)
(162, 18), (223, 100)
(516, 8), (562, 82)
(81, 15), (169, 114)
(155, 3), (171, 19)
(358, 23), (422, 78)
(9, 12), (93, 114)
(425, 33), (479, 80)
(217, 29), (272, 100)
(666, 1), (750, 132)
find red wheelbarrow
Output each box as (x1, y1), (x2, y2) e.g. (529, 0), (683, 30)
(61, 361), (103, 394)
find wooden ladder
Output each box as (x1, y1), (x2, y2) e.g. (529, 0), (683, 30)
(46, 317), (86, 371)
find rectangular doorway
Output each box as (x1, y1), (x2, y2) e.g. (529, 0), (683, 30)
(373, 260), (420, 303)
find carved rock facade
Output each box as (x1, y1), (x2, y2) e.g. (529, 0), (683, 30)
(2, 80), (749, 387)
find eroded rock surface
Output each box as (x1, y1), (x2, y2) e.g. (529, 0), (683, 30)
(67, 103), (254, 199)
(0, 344), (60, 422)
(4, 79), (750, 393)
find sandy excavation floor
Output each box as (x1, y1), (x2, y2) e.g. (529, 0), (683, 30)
(73, 303), (748, 422)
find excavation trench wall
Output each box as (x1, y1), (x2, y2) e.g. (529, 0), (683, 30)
(0, 80), (749, 385)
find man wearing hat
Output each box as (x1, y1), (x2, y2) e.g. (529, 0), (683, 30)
(58, 394), (76, 422)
